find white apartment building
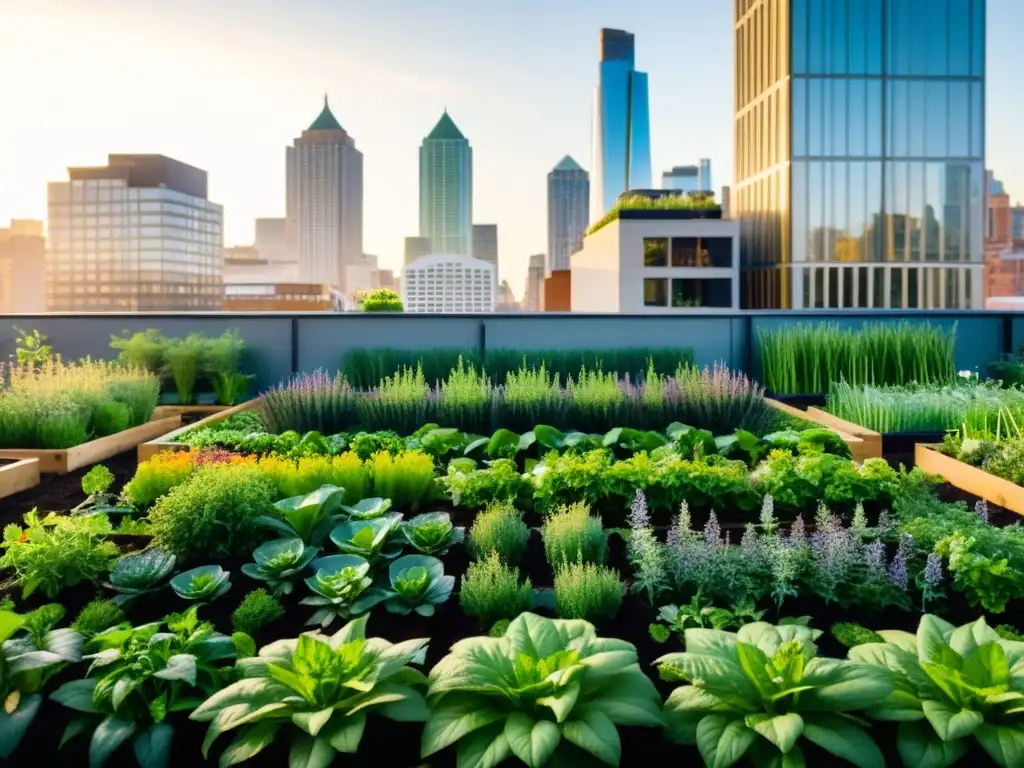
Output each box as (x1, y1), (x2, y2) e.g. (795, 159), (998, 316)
(402, 254), (495, 313)
(571, 209), (740, 313)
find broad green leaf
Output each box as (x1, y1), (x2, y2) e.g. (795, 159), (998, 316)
(680, 629), (740, 661)
(962, 642), (1010, 689)
(190, 678), (296, 721)
(420, 694), (505, 757)
(112, 679), (138, 710)
(562, 709), (621, 766)
(505, 613), (590, 660)
(655, 652), (758, 708)
(133, 724), (173, 768)
(974, 723), (1024, 768)
(457, 722), (511, 768)
(663, 686), (736, 745)
(0, 612), (25, 644)
(695, 715), (756, 768)
(576, 670), (663, 727)
(800, 660), (893, 711)
(89, 715), (137, 768)
(801, 713), (884, 768)
(6, 650), (63, 675)
(351, 683), (430, 721)
(505, 712), (561, 767)
(736, 643), (776, 699)
(948, 618), (1000, 660)
(218, 721), (280, 767)
(876, 630), (918, 653)
(51, 679), (101, 713)
(154, 654), (198, 686)
(917, 616), (956, 664)
(288, 733), (335, 768)
(538, 681), (579, 724)
(322, 712), (365, 753)
(920, 663), (967, 707)
(921, 700), (984, 741)
(746, 713), (804, 754)
(897, 720), (968, 768)
(292, 708), (334, 737)
(0, 693), (41, 758)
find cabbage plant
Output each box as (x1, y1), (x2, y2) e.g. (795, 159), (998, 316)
(401, 511), (463, 555)
(240, 538), (318, 596)
(329, 513), (404, 562)
(0, 608), (83, 758)
(258, 484), (345, 546)
(657, 622), (893, 768)
(850, 615), (1024, 768)
(301, 554), (375, 627)
(340, 497), (392, 520)
(380, 555), (454, 616)
(170, 566), (231, 602)
(190, 615), (429, 765)
(422, 612), (663, 767)
(106, 549), (176, 606)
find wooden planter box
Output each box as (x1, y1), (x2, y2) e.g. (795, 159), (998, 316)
(138, 398), (261, 462)
(804, 407), (883, 460)
(0, 459), (41, 498)
(0, 417), (182, 475)
(915, 444), (1024, 516)
(150, 404), (233, 421)
(765, 398), (871, 462)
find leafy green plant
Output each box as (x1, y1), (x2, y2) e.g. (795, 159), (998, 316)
(106, 549), (177, 605)
(422, 612), (664, 767)
(163, 333), (207, 404)
(467, 500), (530, 564)
(259, 369), (359, 435)
(231, 589), (285, 636)
(377, 554), (454, 616)
(13, 327), (53, 366)
(191, 615), (428, 764)
(204, 329), (251, 405)
(329, 513), (404, 563)
(361, 287), (404, 311)
(542, 502), (607, 566)
(459, 552), (533, 625)
(51, 606), (240, 768)
(369, 449), (436, 510)
(658, 622), (893, 768)
(148, 464), (274, 563)
(170, 565), (231, 602)
(445, 457), (529, 509)
(72, 600), (126, 638)
(401, 511), (464, 555)
(832, 622), (884, 649)
(72, 464), (134, 517)
(340, 496), (392, 520)
(0, 511), (119, 598)
(850, 615), (1024, 767)
(259, 484), (345, 547)
(650, 595), (765, 642)
(300, 554), (375, 627)
(241, 538), (319, 596)
(110, 329), (166, 377)
(553, 562), (624, 621)
(0, 607), (83, 758)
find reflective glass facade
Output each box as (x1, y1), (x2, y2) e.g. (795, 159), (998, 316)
(735, 0), (985, 309)
(591, 29), (652, 220)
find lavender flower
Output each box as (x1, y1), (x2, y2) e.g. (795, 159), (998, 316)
(788, 515), (806, 546)
(975, 499), (990, 524)
(703, 511), (722, 548)
(666, 520), (683, 551)
(740, 523), (760, 561)
(888, 552), (908, 590)
(759, 494), (776, 528)
(924, 552), (943, 586)
(863, 540), (886, 576)
(875, 509), (893, 537)
(628, 489), (650, 529)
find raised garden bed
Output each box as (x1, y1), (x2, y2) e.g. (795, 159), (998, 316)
(764, 398), (870, 460)
(0, 458), (40, 499)
(0, 416), (181, 474)
(150, 403), (234, 420)
(915, 443), (1024, 516)
(138, 398), (260, 461)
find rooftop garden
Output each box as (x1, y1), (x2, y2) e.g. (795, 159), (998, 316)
(585, 192), (721, 237)
(1, 330), (1024, 766)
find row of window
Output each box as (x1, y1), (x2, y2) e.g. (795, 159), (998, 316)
(643, 278), (734, 308)
(643, 237), (734, 268)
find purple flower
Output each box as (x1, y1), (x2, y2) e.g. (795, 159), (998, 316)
(628, 489), (650, 529)
(888, 552), (908, 590)
(666, 519), (682, 550)
(863, 540), (886, 575)
(975, 499), (990, 524)
(703, 512), (721, 548)
(924, 552), (943, 586)
(788, 515), (806, 546)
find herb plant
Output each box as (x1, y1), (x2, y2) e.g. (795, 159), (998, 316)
(170, 565), (232, 602)
(51, 606), (240, 768)
(241, 538), (319, 596)
(72, 600), (127, 638)
(422, 612), (663, 767)
(467, 501), (530, 564)
(553, 562), (624, 621)
(542, 502), (608, 566)
(658, 622), (893, 768)
(231, 589), (285, 636)
(190, 615), (430, 764)
(459, 552), (533, 625)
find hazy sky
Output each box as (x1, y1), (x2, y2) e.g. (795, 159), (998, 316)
(1, 0), (1021, 292)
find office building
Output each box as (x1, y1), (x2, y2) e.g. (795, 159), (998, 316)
(721, 186), (732, 219)
(0, 221), (45, 313)
(286, 95), (363, 287)
(662, 160), (713, 194)
(472, 224), (498, 277)
(420, 111), (473, 256)
(547, 156), (590, 273)
(572, 191), (739, 312)
(1013, 205), (1024, 240)
(47, 154), (222, 311)
(522, 253), (546, 311)
(402, 254), (494, 313)
(404, 236), (433, 264)
(255, 218), (288, 263)
(591, 28), (651, 221)
(734, 0), (985, 309)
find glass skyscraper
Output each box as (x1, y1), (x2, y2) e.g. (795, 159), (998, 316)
(420, 111), (473, 257)
(591, 28), (651, 221)
(734, 0), (985, 309)
(547, 155), (590, 272)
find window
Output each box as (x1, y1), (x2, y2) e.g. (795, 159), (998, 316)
(671, 278), (733, 308)
(671, 237), (701, 267)
(643, 238), (668, 267)
(643, 278), (668, 306)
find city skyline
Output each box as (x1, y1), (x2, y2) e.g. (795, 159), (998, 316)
(1, 0), (1022, 288)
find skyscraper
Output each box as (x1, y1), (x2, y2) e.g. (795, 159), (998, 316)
(547, 156), (590, 273)
(734, 0), (985, 309)
(662, 166), (700, 193)
(523, 253), (546, 311)
(404, 236), (433, 264)
(472, 224), (498, 275)
(46, 154), (222, 311)
(590, 28), (651, 221)
(420, 111), (473, 256)
(286, 96), (363, 287)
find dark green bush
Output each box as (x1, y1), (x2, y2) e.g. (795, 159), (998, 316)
(232, 588), (285, 635)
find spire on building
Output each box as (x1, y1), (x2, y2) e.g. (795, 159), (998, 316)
(308, 94), (344, 132)
(426, 111), (465, 140)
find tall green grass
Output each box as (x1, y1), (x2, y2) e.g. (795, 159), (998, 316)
(758, 321), (956, 395)
(342, 348), (479, 388)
